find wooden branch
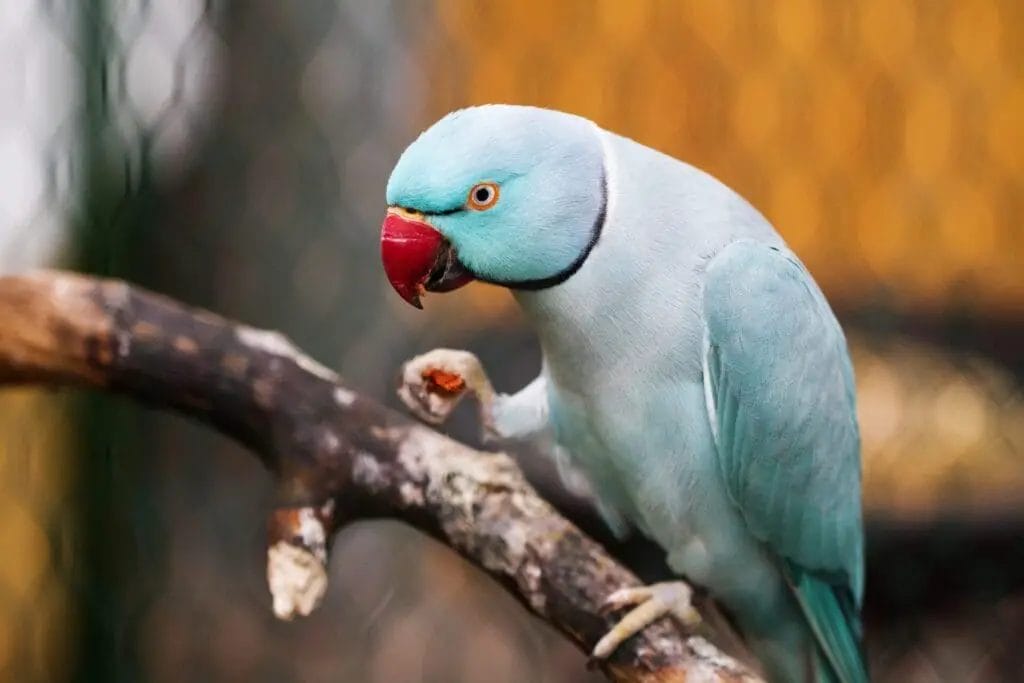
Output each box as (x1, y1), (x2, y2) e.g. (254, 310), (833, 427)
(0, 271), (761, 683)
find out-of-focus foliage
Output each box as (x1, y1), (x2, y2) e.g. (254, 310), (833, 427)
(855, 336), (1024, 516)
(0, 391), (75, 682)
(0, 1), (1020, 682)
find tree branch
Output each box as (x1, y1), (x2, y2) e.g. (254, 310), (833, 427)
(0, 271), (761, 683)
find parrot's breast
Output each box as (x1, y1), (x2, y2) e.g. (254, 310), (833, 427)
(514, 128), (796, 627)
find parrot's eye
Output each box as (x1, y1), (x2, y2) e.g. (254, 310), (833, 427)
(467, 182), (499, 211)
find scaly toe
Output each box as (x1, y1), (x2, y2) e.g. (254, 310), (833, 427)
(599, 586), (652, 614)
(591, 581), (700, 660)
(649, 582), (701, 626)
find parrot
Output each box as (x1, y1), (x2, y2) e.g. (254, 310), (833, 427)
(379, 104), (866, 683)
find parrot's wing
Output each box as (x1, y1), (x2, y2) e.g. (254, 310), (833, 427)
(702, 240), (866, 683)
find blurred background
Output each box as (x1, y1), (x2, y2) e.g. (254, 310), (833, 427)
(0, 0), (1021, 681)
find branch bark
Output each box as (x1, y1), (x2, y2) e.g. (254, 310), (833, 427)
(0, 270), (761, 683)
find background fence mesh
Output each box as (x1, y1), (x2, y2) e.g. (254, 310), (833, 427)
(0, 1), (1021, 680)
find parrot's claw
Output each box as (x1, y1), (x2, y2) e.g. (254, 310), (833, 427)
(397, 348), (498, 439)
(591, 581), (701, 660)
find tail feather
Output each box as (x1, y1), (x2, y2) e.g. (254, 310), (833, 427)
(787, 564), (869, 683)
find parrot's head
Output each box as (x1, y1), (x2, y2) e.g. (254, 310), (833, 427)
(381, 104), (605, 307)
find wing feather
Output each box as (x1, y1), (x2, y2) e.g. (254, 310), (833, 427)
(703, 240), (866, 683)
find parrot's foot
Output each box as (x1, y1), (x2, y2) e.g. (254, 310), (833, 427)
(397, 348), (498, 440)
(592, 581), (701, 660)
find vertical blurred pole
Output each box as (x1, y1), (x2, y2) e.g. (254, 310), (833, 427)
(70, 1), (154, 681)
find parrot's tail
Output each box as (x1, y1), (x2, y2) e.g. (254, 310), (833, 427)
(787, 565), (869, 683)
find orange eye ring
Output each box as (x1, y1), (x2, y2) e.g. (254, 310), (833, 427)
(467, 182), (500, 211)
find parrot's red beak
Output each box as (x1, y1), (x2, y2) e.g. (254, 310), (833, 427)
(380, 209), (473, 308)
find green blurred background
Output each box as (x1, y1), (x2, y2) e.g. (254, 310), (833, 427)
(0, 1), (1021, 681)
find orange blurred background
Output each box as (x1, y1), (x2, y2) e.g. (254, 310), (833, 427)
(420, 0), (1023, 317)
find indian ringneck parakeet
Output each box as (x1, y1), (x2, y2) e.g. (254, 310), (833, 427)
(380, 105), (866, 683)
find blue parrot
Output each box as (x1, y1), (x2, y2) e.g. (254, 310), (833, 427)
(380, 105), (866, 683)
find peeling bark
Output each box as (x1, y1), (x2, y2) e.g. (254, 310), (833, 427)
(0, 271), (761, 683)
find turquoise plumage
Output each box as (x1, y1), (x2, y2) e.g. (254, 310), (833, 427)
(383, 104), (867, 682)
(704, 241), (865, 682)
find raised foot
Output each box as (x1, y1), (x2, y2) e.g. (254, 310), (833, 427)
(397, 348), (497, 438)
(592, 581), (702, 659)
